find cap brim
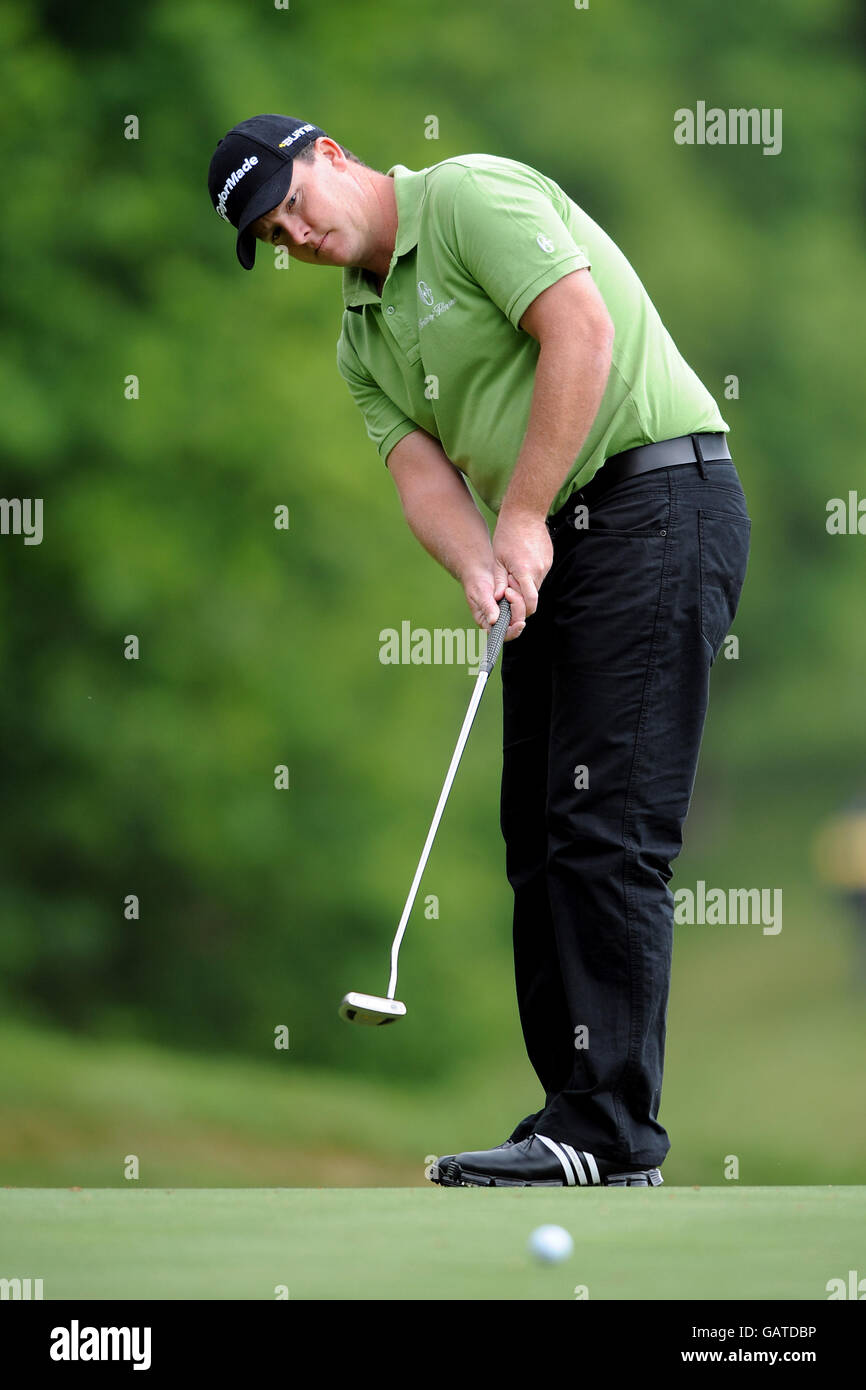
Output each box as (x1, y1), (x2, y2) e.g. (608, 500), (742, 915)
(235, 164), (295, 270)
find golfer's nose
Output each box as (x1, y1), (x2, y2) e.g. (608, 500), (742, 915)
(284, 218), (313, 248)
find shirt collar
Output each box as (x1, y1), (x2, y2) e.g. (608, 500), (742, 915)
(341, 164), (425, 311)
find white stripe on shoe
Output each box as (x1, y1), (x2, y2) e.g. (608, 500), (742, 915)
(583, 1151), (602, 1185)
(535, 1134), (576, 1185)
(561, 1144), (588, 1185)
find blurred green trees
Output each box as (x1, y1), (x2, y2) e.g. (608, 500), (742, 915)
(0, 0), (863, 1104)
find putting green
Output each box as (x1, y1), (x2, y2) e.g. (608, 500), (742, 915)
(1, 1186), (861, 1300)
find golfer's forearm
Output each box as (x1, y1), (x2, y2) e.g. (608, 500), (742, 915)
(387, 430), (493, 583)
(501, 335), (613, 519)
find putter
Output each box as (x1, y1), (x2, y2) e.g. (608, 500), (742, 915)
(339, 597), (512, 1026)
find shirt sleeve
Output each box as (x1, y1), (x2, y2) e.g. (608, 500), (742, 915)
(450, 163), (591, 331)
(336, 327), (419, 465)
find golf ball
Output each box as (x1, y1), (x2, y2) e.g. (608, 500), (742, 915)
(528, 1224), (574, 1263)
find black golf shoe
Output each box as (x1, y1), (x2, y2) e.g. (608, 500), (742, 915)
(429, 1133), (663, 1188)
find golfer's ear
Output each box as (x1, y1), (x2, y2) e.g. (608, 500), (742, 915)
(318, 137), (345, 167)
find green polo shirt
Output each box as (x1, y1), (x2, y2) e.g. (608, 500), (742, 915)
(336, 153), (727, 517)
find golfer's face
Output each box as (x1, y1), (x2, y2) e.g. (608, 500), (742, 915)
(252, 153), (358, 266)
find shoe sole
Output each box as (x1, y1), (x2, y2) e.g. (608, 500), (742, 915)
(430, 1159), (663, 1188)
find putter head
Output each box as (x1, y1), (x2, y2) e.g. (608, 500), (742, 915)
(339, 992), (407, 1026)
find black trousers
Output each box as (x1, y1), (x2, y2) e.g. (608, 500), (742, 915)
(499, 457), (751, 1167)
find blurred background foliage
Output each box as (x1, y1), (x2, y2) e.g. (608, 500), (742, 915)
(0, 0), (864, 1184)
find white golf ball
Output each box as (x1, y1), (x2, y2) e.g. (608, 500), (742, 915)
(528, 1224), (574, 1263)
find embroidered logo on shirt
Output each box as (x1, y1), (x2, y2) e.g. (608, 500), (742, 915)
(417, 281), (435, 306)
(536, 233), (555, 253)
(419, 297), (456, 330)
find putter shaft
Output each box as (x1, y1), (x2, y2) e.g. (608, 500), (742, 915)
(386, 599), (511, 999)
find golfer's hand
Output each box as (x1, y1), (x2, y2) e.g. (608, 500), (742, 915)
(491, 507), (553, 637)
(461, 567), (525, 642)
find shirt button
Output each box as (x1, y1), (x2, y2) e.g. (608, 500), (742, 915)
(385, 305), (395, 315)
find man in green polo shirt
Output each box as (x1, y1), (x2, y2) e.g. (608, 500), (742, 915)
(208, 115), (751, 1188)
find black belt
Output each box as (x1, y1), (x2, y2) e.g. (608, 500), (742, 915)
(547, 432), (732, 533)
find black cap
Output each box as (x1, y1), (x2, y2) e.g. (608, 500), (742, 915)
(208, 115), (327, 269)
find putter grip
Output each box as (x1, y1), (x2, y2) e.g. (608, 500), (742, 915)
(482, 598), (512, 673)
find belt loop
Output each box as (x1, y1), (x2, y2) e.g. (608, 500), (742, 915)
(691, 433), (709, 479)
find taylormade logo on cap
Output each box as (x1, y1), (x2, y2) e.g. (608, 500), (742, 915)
(216, 155), (260, 220)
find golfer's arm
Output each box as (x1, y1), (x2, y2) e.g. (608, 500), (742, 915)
(501, 269), (615, 519)
(386, 429), (494, 583)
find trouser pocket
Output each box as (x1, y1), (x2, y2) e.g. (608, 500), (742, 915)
(698, 508), (751, 660)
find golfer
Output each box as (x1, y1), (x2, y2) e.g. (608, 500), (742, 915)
(208, 115), (751, 1188)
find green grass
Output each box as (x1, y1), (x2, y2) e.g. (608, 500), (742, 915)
(1, 1187), (861, 1300)
(1, 774), (864, 1190)
(0, 981), (864, 1188)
